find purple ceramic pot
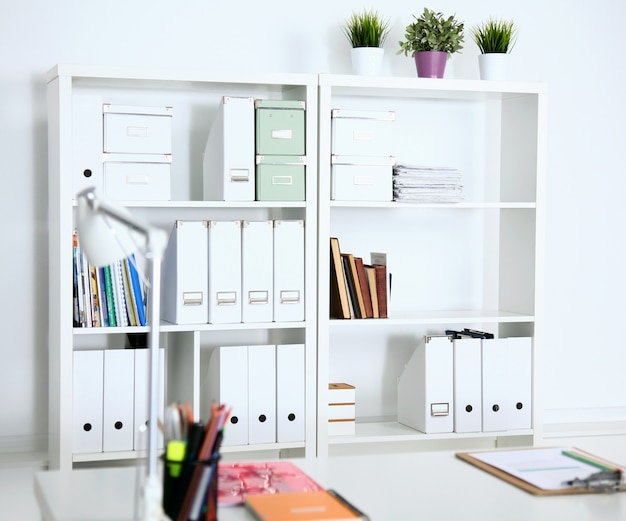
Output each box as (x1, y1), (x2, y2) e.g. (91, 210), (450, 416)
(414, 51), (448, 78)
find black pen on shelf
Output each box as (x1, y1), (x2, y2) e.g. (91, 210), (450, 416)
(327, 489), (370, 521)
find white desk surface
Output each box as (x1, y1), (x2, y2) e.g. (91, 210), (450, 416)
(34, 450), (626, 521)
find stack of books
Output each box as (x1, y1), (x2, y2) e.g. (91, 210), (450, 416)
(329, 237), (388, 320)
(73, 230), (146, 328)
(393, 164), (463, 203)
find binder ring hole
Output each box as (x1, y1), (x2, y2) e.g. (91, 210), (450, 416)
(230, 416), (239, 424)
(288, 413), (296, 422)
(258, 415), (267, 423)
(83, 423), (92, 432)
(492, 404), (500, 412)
(83, 169), (92, 178)
(114, 421), (123, 430)
(465, 405), (473, 413)
(516, 402), (524, 410)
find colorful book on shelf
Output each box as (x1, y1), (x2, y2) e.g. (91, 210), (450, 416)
(329, 237), (351, 319)
(354, 257), (373, 319)
(122, 257), (138, 326)
(127, 253), (146, 326)
(218, 461), (324, 507)
(245, 489), (367, 521)
(102, 265), (117, 327)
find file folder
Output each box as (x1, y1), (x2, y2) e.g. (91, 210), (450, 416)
(133, 347), (165, 451)
(241, 220), (273, 323)
(102, 349), (135, 452)
(273, 220), (305, 322)
(481, 338), (509, 432)
(72, 350), (104, 454)
(203, 96), (255, 201)
(276, 343), (305, 443)
(208, 220), (242, 324)
(72, 94), (103, 195)
(452, 337), (482, 433)
(248, 344), (277, 444)
(507, 337), (532, 430)
(161, 220), (209, 325)
(207, 346), (248, 446)
(397, 335), (454, 434)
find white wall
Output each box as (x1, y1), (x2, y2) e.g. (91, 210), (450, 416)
(1, 0), (625, 453)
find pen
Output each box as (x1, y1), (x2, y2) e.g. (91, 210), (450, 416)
(327, 489), (370, 521)
(561, 450), (618, 472)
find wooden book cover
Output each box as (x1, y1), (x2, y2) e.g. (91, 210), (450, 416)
(354, 257), (373, 318)
(341, 254), (365, 319)
(329, 238), (350, 319)
(364, 265), (379, 318)
(372, 264), (387, 318)
(341, 255), (360, 318)
(245, 490), (364, 521)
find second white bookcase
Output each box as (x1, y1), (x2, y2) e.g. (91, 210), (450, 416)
(316, 74), (547, 455)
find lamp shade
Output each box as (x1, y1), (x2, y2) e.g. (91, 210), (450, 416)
(77, 193), (140, 267)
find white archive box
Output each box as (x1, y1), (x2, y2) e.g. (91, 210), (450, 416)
(161, 221), (209, 325)
(103, 154), (171, 201)
(103, 104), (173, 155)
(331, 109), (395, 157)
(102, 349), (135, 453)
(331, 155), (395, 201)
(72, 94), (104, 195)
(72, 350), (104, 454)
(203, 96), (255, 201)
(248, 344), (277, 445)
(273, 220), (305, 322)
(398, 335), (454, 434)
(276, 344), (305, 443)
(241, 220), (274, 323)
(208, 220), (242, 324)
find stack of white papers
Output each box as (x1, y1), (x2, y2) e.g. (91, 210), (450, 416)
(393, 164), (463, 203)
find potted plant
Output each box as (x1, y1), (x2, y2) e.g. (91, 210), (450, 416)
(472, 18), (517, 80)
(397, 7), (464, 78)
(343, 9), (391, 75)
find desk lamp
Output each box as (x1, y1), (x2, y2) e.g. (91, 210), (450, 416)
(76, 187), (169, 521)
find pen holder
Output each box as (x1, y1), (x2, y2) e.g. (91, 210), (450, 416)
(163, 454), (221, 521)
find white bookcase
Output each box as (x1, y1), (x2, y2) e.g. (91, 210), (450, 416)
(316, 74), (547, 455)
(48, 65), (547, 470)
(47, 65), (318, 470)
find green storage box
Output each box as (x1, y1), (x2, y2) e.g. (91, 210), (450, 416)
(255, 100), (305, 156)
(256, 155), (306, 201)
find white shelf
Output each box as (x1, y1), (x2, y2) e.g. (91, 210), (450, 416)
(328, 421), (534, 445)
(330, 310), (534, 327)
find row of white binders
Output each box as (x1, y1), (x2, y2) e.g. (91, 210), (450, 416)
(73, 231), (146, 328)
(203, 344), (305, 446)
(398, 335), (532, 434)
(162, 219), (304, 325)
(72, 348), (165, 454)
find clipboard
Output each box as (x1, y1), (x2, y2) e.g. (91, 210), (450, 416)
(456, 447), (626, 496)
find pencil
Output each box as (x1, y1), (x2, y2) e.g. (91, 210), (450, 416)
(561, 450), (618, 472)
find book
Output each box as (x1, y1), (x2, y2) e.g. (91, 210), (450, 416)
(372, 264), (387, 318)
(112, 259), (129, 327)
(102, 265), (117, 327)
(329, 237), (350, 319)
(341, 254), (361, 319)
(218, 461), (324, 507)
(342, 254), (365, 319)
(122, 258), (138, 326)
(364, 265), (379, 318)
(245, 489), (366, 521)
(353, 257), (373, 318)
(127, 254), (146, 326)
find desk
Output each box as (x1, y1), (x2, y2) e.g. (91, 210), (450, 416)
(34, 451), (626, 521)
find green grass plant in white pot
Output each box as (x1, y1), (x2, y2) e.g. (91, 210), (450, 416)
(472, 18), (517, 80)
(343, 9), (391, 75)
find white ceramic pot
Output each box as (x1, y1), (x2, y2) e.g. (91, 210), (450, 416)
(478, 53), (510, 81)
(351, 47), (384, 76)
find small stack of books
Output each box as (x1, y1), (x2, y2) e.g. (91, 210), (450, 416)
(392, 164), (463, 203)
(329, 237), (388, 320)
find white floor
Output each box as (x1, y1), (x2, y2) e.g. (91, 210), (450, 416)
(0, 462), (46, 521)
